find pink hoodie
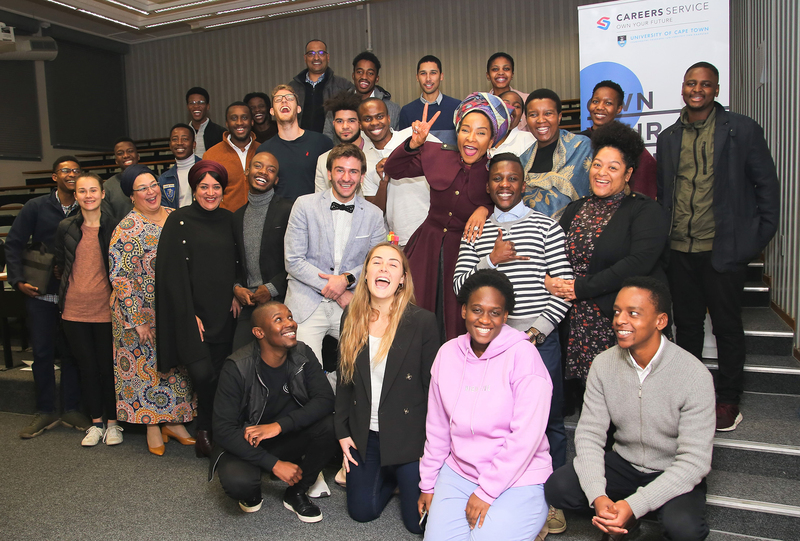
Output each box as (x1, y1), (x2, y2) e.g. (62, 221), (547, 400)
(419, 325), (553, 504)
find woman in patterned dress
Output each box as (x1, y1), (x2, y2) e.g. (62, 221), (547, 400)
(546, 122), (668, 382)
(110, 164), (196, 456)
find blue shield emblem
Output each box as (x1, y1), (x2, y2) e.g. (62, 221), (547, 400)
(618, 35), (627, 47)
(163, 183), (176, 202)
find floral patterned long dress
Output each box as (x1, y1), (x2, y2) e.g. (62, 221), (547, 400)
(109, 209), (196, 423)
(564, 193), (625, 380)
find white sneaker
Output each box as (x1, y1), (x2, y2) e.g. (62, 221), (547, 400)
(307, 471), (331, 498)
(81, 426), (105, 447)
(104, 424), (124, 446)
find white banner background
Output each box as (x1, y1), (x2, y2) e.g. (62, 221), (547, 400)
(578, 0), (729, 147)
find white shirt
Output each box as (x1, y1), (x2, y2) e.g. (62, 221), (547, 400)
(488, 127), (536, 159)
(225, 134), (252, 170)
(363, 127), (441, 246)
(193, 118), (209, 157)
(176, 155), (195, 208)
(330, 189), (354, 274)
(368, 334), (387, 432)
(625, 334), (667, 384)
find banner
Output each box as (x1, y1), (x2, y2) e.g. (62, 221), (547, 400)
(578, 0), (729, 147)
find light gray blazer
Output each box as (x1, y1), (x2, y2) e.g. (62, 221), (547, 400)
(284, 190), (386, 322)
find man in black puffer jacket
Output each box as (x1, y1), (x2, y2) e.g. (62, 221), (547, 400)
(209, 301), (336, 522)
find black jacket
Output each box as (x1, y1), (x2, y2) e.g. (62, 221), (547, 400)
(232, 194), (293, 300)
(559, 193), (669, 321)
(334, 304), (440, 466)
(203, 119), (225, 153)
(289, 67), (354, 132)
(5, 191), (80, 293)
(656, 103), (780, 272)
(209, 341), (334, 479)
(53, 204), (118, 312)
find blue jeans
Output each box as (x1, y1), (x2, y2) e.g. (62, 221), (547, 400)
(346, 431), (423, 534)
(26, 297), (81, 413)
(538, 331), (567, 470)
(423, 463), (548, 541)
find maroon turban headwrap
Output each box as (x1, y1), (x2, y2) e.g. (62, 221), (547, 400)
(188, 159), (229, 192)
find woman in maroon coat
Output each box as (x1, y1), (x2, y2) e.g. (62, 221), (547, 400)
(384, 93), (511, 340)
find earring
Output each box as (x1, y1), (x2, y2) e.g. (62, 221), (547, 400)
(398, 282), (404, 290)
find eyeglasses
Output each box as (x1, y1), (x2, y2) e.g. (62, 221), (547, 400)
(132, 182), (160, 194)
(56, 168), (81, 175)
(188, 100), (207, 106)
(305, 50), (327, 58)
(273, 94), (297, 104)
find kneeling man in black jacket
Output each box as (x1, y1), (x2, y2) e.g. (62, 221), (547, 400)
(209, 301), (336, 522)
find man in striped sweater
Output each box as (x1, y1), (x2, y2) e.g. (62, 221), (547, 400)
(453, 152), (573, 534)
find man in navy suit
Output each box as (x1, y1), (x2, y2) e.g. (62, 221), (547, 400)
(284, 143), (386, 387)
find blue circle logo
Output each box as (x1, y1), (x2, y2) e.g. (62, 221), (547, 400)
(579, 62), (644, 131)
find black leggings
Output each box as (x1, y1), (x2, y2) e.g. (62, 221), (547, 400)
(62, 320), (115, 421)
(185, 341), (231, 432)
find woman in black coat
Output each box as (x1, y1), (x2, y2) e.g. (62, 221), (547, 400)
(53, 172), (120, 447)
(546, 122), (668, 382)
(335, 242), (440, 534)
(156, 160), (239, 457)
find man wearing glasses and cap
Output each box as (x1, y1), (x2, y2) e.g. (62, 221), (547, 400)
(288, 39), (353, 133)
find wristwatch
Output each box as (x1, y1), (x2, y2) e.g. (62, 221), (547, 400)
(526, 327), (546, 346)
(344, 273), (356, 288)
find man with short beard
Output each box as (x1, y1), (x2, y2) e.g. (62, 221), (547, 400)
(104, 137), (139, 220)
(314, 91), (368, 193)
(203, 102), (258, 211)
(257, 85), (333, 201)
(244, 92), (278, 143)
(159, 123), (201, 209)
(231, 152), (293, 350)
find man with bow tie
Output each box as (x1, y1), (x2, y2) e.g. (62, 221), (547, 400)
(284, 143), (386, 388)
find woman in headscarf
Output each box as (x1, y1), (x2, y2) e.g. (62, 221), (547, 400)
(110, 164), (196, 456)
(384, 92), (511, 341)
(155, 159), (239, 458)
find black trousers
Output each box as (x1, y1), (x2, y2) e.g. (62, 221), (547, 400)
(668, 250), (746, 404)
(545, 451), (709, 541)
(216, 415), (337, 502)
(62, 320), (114, 421)
(186, 341), (231, 432)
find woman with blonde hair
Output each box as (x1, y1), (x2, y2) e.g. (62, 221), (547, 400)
(335, 242), (439, 533)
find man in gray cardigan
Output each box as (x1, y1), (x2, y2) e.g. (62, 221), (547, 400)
(544, 277), (715, 541)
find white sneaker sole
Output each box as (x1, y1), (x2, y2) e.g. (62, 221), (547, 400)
(239, 500), (262, 513)
(283, 501), (323, 523)
(716, 412), (743, 432)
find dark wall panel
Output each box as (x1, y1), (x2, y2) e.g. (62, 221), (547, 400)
(44, 38), (127, 150)
(0, 61), (42, 160)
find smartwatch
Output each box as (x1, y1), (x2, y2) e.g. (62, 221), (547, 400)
(344, 273), (356, 288)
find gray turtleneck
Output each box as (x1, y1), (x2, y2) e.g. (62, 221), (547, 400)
(242, 189), (277, 297)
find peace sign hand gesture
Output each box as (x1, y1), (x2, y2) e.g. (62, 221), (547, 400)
(409, 103), (441, 150)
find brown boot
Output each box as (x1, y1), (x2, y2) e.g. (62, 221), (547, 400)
(195, 430), (212, 458)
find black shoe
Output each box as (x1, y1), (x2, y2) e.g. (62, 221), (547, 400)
(283, 488), (322, 523)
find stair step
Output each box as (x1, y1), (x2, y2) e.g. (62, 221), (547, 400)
(705, 354), (800, 394)
(742, 307), (794, 356)
(746, 260), (765, 281)
(742, 280), (771, 307)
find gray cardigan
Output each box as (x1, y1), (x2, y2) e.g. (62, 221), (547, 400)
(573, 339), (715, 518)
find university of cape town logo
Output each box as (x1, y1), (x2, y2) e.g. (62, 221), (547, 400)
(618, 35), (627, 47)
(597, 16), (610, 30)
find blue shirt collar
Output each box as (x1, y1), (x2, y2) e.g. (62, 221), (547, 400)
(419, 92), (443, 106)
(493, 200), (528, 223)
(306, 70), (326, 87)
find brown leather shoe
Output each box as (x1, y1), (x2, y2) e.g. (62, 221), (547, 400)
(195, 430), (212, 458)
(600, 517), (639, 541)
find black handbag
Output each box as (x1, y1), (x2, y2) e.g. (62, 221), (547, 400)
(21, 242), (55, 292)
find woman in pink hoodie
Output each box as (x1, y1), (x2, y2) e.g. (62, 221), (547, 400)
(418, 269), (553, 540)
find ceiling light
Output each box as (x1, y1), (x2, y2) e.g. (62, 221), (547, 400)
(268, 0), (362, 18)
(216, 0), (291, 16)
(76, 8), (140, 29)
(204, 15), (265, 29)
(155, 0), (220, 13)
(146, 14), (210, 28)
(43, 0), (77, 10)
(103, 0), (149, 16)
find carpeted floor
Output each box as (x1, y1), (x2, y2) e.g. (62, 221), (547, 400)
(1, 411), (750, 541)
